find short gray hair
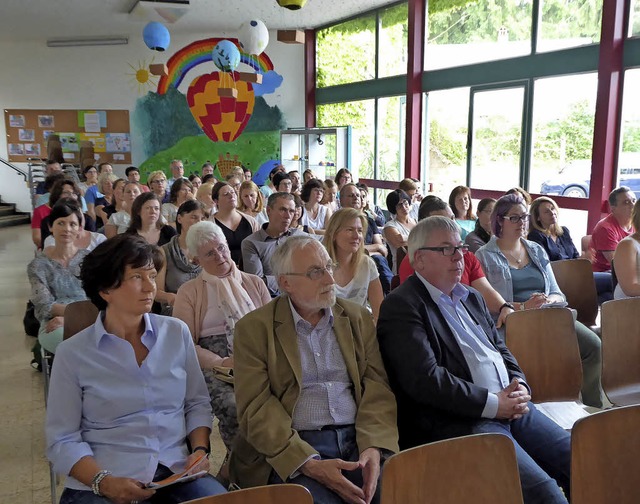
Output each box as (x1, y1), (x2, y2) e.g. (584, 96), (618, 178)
(271, 235), (326, 289)
(186, 220), (227, 257)
(407, 216), (461, 266)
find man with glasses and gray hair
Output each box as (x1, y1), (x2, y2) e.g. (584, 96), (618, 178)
(377, 216), (571, 504)
(231, 235), (398, 504)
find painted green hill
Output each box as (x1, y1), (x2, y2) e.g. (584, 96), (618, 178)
(139, 131), (280, 181)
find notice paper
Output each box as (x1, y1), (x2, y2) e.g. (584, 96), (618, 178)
(84, 113), (101, 133)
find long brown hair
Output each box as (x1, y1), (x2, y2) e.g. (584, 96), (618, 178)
(324, 208), (368, 269)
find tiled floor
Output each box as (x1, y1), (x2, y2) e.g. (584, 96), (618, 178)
(0, 225), (224, 504)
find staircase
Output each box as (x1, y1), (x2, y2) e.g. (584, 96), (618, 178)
(0, 197), (30, 228)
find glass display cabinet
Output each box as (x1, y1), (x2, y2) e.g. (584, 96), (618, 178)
(280, 127), (351, 180)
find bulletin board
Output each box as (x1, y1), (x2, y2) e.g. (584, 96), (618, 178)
(4, 109), (131, 164)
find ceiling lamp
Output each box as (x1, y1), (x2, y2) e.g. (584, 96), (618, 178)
(276, 0), (307, 10)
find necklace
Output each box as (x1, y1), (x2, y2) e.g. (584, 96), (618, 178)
(504, 248), (525, 265)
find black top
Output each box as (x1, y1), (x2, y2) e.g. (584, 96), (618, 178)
(126, 225), (176, 247)
(527, 227), (579, 261)
(364, 215), (381, 245)
(216, 216), (254, 269)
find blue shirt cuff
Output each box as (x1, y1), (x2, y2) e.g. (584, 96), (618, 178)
(481, 392), (499, 419)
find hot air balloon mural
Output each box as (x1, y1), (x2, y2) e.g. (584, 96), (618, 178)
(186, 70), (255, 143)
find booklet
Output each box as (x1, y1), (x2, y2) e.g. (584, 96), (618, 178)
(146, 452), (208, 489)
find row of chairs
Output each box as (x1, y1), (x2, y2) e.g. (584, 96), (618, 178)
(180, 405), (640, 504)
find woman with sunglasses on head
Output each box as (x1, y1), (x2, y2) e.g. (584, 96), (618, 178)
(383, 189), (417, 274)
(475, 193), (604, 408)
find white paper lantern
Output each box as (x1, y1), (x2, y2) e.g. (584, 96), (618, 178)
(238, 19), (269, 56)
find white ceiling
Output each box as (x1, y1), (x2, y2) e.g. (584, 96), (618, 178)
(0, 0), (397, 42)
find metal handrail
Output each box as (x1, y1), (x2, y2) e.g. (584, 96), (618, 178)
(0, 156), (28, 182)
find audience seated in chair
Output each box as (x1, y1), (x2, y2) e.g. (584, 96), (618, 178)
(231, 236), (399, 503)
(377, 216), (571, 504)
(613, 198), (640, 299)
(241, 192), (307, 297)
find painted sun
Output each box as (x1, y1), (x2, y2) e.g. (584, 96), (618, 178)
(126, 59), (158, 94)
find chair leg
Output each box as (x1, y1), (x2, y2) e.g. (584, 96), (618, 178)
(41, 348), (57, 503)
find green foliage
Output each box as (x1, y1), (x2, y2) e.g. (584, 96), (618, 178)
(534, 100), (595, 161)
(429, 120), (466, 165)
(622, 123), (640, 152)
(138, 131), (280, 181)
(134, 87), (202, 159)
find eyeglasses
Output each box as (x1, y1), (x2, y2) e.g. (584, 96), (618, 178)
(204, 243), (227, 258)
(502, 214), (529, 223)
(151, 179), (166, 184)
(396, 200), (410, 209)
(284, 262), (336, 281)
(418, 245), (469, 256)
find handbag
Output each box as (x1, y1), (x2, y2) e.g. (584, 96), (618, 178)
(23, 301), (40, 337)
(212, 365), (234, 385)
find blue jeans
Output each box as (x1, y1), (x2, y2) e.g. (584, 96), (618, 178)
(594, 271), (613, 304)
(472, 403), (570, 504)
(371, 254), (393, 295)
(268, 425), (381, 504)
(59, 465), (227, 504)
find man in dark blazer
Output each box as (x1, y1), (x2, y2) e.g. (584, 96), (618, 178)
(377, 216), (570, 504)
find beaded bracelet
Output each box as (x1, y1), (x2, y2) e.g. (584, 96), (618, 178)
(91, 470), (112, 496)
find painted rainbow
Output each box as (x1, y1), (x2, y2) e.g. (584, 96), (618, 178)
(157, 37), (274, 94)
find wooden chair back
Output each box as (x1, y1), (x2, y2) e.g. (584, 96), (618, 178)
(396, 246), (407, 271)
(600, 298), (640, 406)
(580, 234), (592, 256)
(550, 259), (598, 327)
(380, 433), (523, 504)
(571, 405), (640, 504)
(390, 275), (400, 290)
(63, 300), (99, 340)
(183, 484), (313, 504)
(505, 308), (582, 402)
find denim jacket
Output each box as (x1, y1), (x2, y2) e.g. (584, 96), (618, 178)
(475, 236), (565, 303)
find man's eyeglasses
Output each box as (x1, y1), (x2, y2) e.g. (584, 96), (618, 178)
(418, 245), (469, 256)
(502, 214), (529, 223)
(284, 262), (336, 281)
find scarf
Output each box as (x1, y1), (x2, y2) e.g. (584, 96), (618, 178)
(165, 235), (200, 275)
(201, 263), (256, 350)
(474, 219), (492, 244)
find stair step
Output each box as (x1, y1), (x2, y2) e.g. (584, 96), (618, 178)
(0, 214), (30, 228)
(0, 205), (16, 217)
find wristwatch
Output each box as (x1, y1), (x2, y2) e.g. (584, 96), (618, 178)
(499, 302), (515, 312)
(192, 445), (211, 456)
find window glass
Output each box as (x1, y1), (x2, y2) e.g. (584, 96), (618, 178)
(630, 0), (640, 36)
(618, 69), (640, 198)
(317, 100), (375, 181)
(537, 0), (602, 52)
(316, 15), (376, 87)
(377, 96), (407, 183)
(379, 3), (409, 78)
(469, 86), (524, 190)
(423, 88), (469, 196)
(532, 73), (597, 199)
(425, 0), (532, 70)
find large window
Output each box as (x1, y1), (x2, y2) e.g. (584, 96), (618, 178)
(379, 3), (409, 78)
(425, 0), (532, 70)
(316, 15), (376, 87)
(424, 88), (469, 195)
(531, 73), (597, 198)
(537, 0), (603, 52)
(317, 100), (375, 180)
(617, 68), (640, 195)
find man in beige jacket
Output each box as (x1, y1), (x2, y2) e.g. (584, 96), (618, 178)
(231, 235), (398, 504)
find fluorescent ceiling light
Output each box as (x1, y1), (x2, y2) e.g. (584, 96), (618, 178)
(47, 37), (129, 48)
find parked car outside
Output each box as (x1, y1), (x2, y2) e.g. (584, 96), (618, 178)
(540, 154), (640, 198)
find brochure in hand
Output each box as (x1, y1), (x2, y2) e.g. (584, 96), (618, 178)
(146, 452), (208, 489)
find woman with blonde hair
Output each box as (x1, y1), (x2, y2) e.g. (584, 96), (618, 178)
(449, 185), (476, 238)
(196, 182), (216, 217)
(322, 178), (339, 213)
(324, 208), (383, 322)
(147, 170), (170, 204)
(527, 196), (579, 261)
(237, 181), (266, 225)
(105, 181), (141, 238)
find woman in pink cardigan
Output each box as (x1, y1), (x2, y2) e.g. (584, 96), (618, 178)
(173, 221), (270, 454)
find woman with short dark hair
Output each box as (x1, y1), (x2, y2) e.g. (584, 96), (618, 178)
(301, 178), (332, 234)
(27, 201), (89, 354)
(383, 189), (416, 274)
(46, 234), (226, 504)
(163, 178), (194, 227)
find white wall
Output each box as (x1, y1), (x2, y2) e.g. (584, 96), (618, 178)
(0, 32), (305, 211)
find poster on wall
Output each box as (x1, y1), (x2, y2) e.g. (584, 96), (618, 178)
(18, 129), (35, 141)
(59, 133), (79, 152)
(43, 130), (54, 142)
(24, 143), (41, 156)
(9, 115), (25, 127)
(106, 133), (130, 152)
(9, 143), (24, 155)
(38, 115), (55, 128)
(79, 133), (106, 152)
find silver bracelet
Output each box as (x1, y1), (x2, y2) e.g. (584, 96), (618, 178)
(91, 470), (112, 496)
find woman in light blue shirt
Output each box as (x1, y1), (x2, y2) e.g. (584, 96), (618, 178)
(46, 234), (226, 504)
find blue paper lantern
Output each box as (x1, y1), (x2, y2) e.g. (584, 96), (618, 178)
(143, 22), (170, 52)
(212, 40), (241, 72)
